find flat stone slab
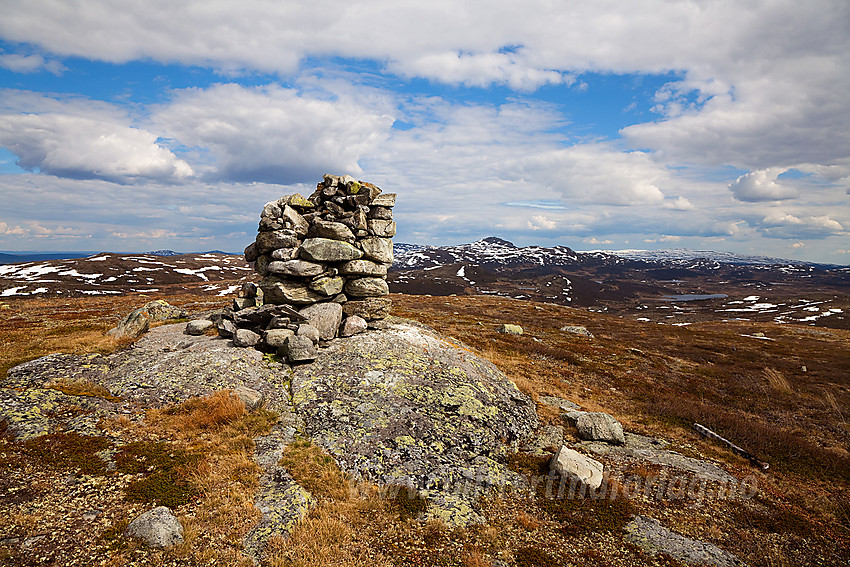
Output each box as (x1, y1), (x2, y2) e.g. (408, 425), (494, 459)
(6, 323), (293, 412)
(625, 515), (743, 566)
(578, 433), (736, 483)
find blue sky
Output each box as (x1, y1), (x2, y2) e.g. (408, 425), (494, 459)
(0, 1), (848, 263)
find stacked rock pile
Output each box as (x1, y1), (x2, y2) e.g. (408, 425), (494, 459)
(188, 174), (396, 364)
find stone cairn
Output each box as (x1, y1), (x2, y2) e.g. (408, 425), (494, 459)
(208, 174), (395, 364)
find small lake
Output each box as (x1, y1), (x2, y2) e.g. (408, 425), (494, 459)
(663, 294), (729, 302)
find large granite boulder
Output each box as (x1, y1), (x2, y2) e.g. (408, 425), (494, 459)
(290, 321), (538, 524)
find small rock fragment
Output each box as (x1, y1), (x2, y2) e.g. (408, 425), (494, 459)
(234, 329), (261, 347)
(575, 412), (625, 445)
(340, 315), (368, 337)
(550, 446), (604, 491)
(498, 324), (523, 335)
(234, 385), (264, 411)
(280, 335), (317, 363)
(185, 319), (213, 336)
(297, 324), (321, 344)
(125, 506), (184, 548)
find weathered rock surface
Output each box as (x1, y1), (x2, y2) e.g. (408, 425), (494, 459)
(560, 325), (594, 338)
(359, 236), (393, 264)
(290, 321), (538, 524)
(339, 315), (367, 337)
(244, 422), (312, 559)
(298, 302), (343, 341)
(625, 515), (743, 566)
(234, 328), (261, 347)
(185, 319), (214, 335)
(5, 323), (293, 414)
(267, 259), (325, 277)
(308, 275), (344, 296)
(262, 279), (325, 305)
(344, 277), (389, 297)
(343, 297), (392, 321)
(281, 335), (317, 362)
(338, 259), (388, 277)
(125, 506), (184, 548)
(579, 433), (737, 483)
(575, 411), (625, 445)
(550, 446), (604, 491)
(299, 238), (362, 262)
(107, 300), (188, 339)
(234, 384), (265, 411)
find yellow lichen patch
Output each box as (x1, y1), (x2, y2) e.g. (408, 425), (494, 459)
(46, 377), (121, 402)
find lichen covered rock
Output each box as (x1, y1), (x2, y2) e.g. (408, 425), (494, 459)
(290, 321), (538, 523)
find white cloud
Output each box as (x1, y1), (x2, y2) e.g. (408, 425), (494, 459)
(0, 52), (65, 74)
(729, 169), (798, 201)
(0, 92), (193, 183)
(0, 222), (26, 235)
(528, 215), (559, 231)
(662, 196), (695, 210)
(390, 51), (570, 90)
(0, 173), (295, 251)
(154, 83), (394, 184)
(757, 212), (845, 239)
(508, 145), (668, 206)
(644, 235), (681, 243)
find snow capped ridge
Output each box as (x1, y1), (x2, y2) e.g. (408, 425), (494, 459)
(393, 237), (601, 270)
(393, 236), (624, 270)
(592, 248), (830, 267)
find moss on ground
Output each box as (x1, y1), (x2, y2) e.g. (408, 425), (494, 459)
(115, 440), (200, 507)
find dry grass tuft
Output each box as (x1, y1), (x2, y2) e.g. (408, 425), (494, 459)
(46, 377), (121, 402)
(764, 367), (794, 395)
(159, 389), (246, 431)
(515, 510), (540, 531)
(279, 437), (352, 501)
(463, 548), (492, 567)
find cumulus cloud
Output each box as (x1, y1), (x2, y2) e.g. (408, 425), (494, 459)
(757, 212), (845, 239)
(729, 169), (798, 201)
(389, 50), (570, 90)
(0, 92), (193, 183)
(528, 215), (559, 231)
(0, 52), (65, 74)
(154, 83), (394, 184)
(0, 222), (26, 235)
(508, 145), (668, 206)
(662, 196), (695, 210)
(0, 173), (293, 251)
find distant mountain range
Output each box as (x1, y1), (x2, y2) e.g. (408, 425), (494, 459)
(0, 250), (237, 264)
(1, 237), (846, 329)
(389, 237), (848, 329)
(393, 237), (845, 269)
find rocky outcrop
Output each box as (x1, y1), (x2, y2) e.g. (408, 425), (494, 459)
(4, 323), (294, 419)
(290, 320), (538, 524)
(5, 317), (537, 540)
(625, 515), (743, 566)
(578, 433), (737, 484)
